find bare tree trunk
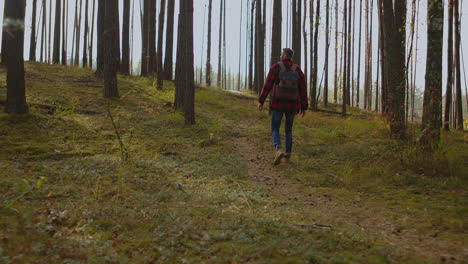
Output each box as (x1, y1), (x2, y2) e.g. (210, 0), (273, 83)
(271, 0), (282, 66)
(324, 0), (330, 107)
(238, 0), (244, 90)
(120, 0), (130, 74)
(47, 0), (52, 63)
(356, 0), (363, 107)
(444, 0), (454, 130)
(164, 0), (175, 80)
(454, 0), (463, 130)
(4, 0), (28, 114)
(29, 0), (38, 62)
(52, 0), (61, 64)
(156, 0), (167, 89)
(342, 0), (348, 116)
(96, 0), (104, 75)
(217, 0), (224, 87)
(333, 0), (338, 103)
(302, 0), (307, 81)
(89, 0), (95, 68)
(380, 0), (407, 139)
(61, 0), (68, 65)
(82, 0), (89, 67)
(74, 0), (83, 66)
(254, 0), (264, 94)
(174, 0), (195, 124)
(248, 0), (254, 90)
(103, 0), (119, 98)
(311, 0), (320, 110)
(205, 0), (213, 85)
(40, 0), (46, 63)
(421, 0), (443, 145)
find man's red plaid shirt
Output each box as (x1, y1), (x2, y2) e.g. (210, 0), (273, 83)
(258, 59), (308, 113)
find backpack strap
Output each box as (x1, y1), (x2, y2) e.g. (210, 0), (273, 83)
(278, 62), (286, 72)
(291, 64), (298, 72)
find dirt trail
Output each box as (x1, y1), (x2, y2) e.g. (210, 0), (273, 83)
(231, 120), (466, 263)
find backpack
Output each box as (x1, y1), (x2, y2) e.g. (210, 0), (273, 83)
(274, 62), (300, 101)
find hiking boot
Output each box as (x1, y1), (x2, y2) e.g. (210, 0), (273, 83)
(273, 148), (284, 165)
(283, 154), (290, 163)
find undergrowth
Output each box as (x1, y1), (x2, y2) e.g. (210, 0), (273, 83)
(0, 63), (466, 263)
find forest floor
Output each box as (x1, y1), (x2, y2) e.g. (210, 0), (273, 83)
(0, 63), (467, 264)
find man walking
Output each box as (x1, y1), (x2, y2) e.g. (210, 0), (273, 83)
(258, 48), (308, 165)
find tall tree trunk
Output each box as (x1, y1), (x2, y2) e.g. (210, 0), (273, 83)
(270, 0), (282, 66)
(164, 0), (175, 80)
(217, 0), (224, 87)
(324, 0), (330, 107)
(333, 0), (338, 103)
(29, 0), (38, 62)
(248, 0), (254, 90)
(89, 0), (96, 68)
(342, 0), (348, 116)
(121, 0), (130, 74)
(380, 0), (407, 139)
(74, 0), (83, 66)
(255, 0), (264, 94)
(96, 0), (105, 75)
(351, 0), (356, 106)
(149, 0), (157, 76)
(40, 0), (46, 63)
(82, 0), (89, 67)
(61, 0), (68, 65)
(454, 0), (463, 130)
(444, 0), (453, 130)
(103, 0), (119, 97)
(52, 0), (61, 64)
(364, 0), (370, 109)
(356, 0), (363, 107)
(156, 0), (167, 89)
(174, 0), (195, 124)
(141, 0), (149, 76)
(302, 0), (307, 81)
(47, 0), (52, 63)
(238, 0), (244, 90)
(421, 0), (443, 145)
(205, 0), (213, 85)
(311, 0), (320, 110)
(4, 0), (28, 114)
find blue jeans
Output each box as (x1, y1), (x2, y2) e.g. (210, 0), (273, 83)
(271, 110), (295, 156)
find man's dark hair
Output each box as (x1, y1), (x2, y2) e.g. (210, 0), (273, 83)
(282, 48), (294, 59)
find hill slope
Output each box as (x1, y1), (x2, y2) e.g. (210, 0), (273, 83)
(0, 63), (467, 263)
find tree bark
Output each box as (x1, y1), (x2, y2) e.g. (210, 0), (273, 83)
(4, 0), (28, 114)
(254, 0), (264, 94)
(324, 0), (330, 107)
(82, 0), (89, 67)
(156, 0), (167, 89)
(356, 0), (363, 107)
(96, 0), (104, 75)
(217, 0), (224, 87)
(89, 0), (95, 68)
(61, 0), (68, 65)
(74, 0), (83, 66)
(174, 0), (195, 124)
(29, 0), (38, 62)
(380, 0), (407, 139)
(270, 0), (282, 66)
(311, 0), (320, 110)
(454, 0), (463, 130)
(248, 0), (254, 90)
(444, 0), (454, 130)
(421, 0), (443, 145)
(164, 0), (175, 80)
(103, 0), (119, 98)
(121, 0), (130, 74)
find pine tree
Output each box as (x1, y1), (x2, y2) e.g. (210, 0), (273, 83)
(3, 0), (28, 114)
(29, 0), (38, 62)
(156, 0), (167, 89)
(82, 0), (89, 67)
(421, 0), (443, 145)
(270, 0), (282, 66)
(103, 0), (119, 98)
(453, 0), (463, 130)
(174, 0), (195, 124)
(444, 0), (453, 130)
(121, 0), (130, 74)
(164, 0), (176, 80)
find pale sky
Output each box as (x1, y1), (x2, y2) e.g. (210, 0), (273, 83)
(0, 0), (467, 96)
